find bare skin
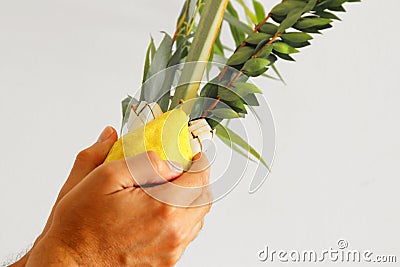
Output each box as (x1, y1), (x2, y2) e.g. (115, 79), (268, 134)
(10, 126), (212, 266)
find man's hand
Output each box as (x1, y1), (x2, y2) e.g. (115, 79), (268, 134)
(12, 127), (212, 266)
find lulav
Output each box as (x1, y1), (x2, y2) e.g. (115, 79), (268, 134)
(116, 0), (360, 167)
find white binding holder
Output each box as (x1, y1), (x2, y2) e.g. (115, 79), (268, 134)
(126, 101), (215, 155)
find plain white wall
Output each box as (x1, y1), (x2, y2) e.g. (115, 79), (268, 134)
(1, 0), (399, 266)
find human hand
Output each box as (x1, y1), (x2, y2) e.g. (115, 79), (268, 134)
(12, 127), (212, 266)
(10, 126), (119, 266)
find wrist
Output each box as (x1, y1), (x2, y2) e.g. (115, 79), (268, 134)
(26, 235), (81, 267)
(8, 253), (29, 267)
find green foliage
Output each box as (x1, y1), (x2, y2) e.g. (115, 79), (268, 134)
(242, 58), (270, 76)
(280, 32), (313, 43)
(140, 33), (172, 104)
(259, 23), (278, 35)
(252, 0), (265, 23)
(215, 123), (270, 169)
(226, 46), (254, 65)
(211, 108), (240, 119)
(123, 0), (360, 168)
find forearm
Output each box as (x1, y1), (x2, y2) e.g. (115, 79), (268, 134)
(9, 253), (29, 267)
(25, 237), (80, 267)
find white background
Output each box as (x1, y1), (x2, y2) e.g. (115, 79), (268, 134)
(1, 0), (399, 266)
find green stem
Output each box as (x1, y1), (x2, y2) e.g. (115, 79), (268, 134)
(170, 0), (229, 109)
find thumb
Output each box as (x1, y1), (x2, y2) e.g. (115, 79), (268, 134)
(39, 126), (118, 238)
(59, 126), (118, 198)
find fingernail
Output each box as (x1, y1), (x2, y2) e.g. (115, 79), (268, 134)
(166, 161), (183, 174)
(192, 152), (202, 161)
(97, 126), (114, 143)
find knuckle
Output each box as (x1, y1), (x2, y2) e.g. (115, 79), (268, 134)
(75, 149), (92, 162)
(146, 151), (165, 174)
(97, 164), (117, 183)
(147, 151), (165, 172)
(166, 221), (185, 248)
(157, 203), (174, 221)
(199, 171), (210, 185)
(98, 164), (114, 178)
(116, 252), (134, 266)
(147, 150), (161, 163)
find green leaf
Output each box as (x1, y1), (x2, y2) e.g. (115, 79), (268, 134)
(271, 13), (286, 24)
(281, 32), (313, 43)
(328, 0), (348, 7)
(224, 97), (248, 113)
(243, 93), (260, 106)
(186, 0), (198, 21)
(218, 87), (241, 102)
(261, 72), (281, 81)
(259, 23), (278, 35)
(232, 82), (263, 95)
(200, 82), (219, 98)
(315, 10), (341, 20)
(271, 1), (307, 16)
(169, 34), (193, 67)
(271, 64), (286, 85)
(229, 25), (246, 47)
(245, 32), (272, 45)
(210, 108), (240, 119)
(218, 132), (257, 163)
(256, 43), (274, 58)
(328, 5), (346, 12)
(140, 33), (172, 102)
(235, 0), (258, 25)
(302, 0), (318, 13)
(150, 39), (156, 59)
(121, 95), (132, 119)
(266, 53), (278, 64)
(213, 31), (225, 56)
(274, 51), (295, 61)
(224, 12), (254, 35)
(294, 17), (332, 29)
(284, 40), (311, 48)
(121, 95), (137, 130)
(157, 35), (193, 112)
(276, 9), (303, 33)
(242, 58), (271, 77)
(226, 1), (239, 18)
(226, 2), (246, 47)
(273, 42), (299, 54)
(218, 82), (262, 102)
(253, 0), (266, 23)
(142, 37), (155, 84)
(299, 23), (332, 33)
(315, 0), (334, 9)
(215, 124), (270, 169)
(226, 46), (254, 65)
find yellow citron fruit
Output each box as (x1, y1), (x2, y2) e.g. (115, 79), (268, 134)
(104, 109), (193, 170)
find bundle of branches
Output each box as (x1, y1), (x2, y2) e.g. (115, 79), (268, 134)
(121, 0), (360, 166)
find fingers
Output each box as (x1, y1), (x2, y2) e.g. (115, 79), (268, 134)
(187, 220), (204, 244)
(37, 127), (118, 243)
(93, 151), (183, 194)
(69, 127), (118, 181)
(174, 185), (212, 234)
(126, 151), (184, 186)
(145, 153), (210, 207)
(174, 218), (206, 262)
(58, 127), (118, 198)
